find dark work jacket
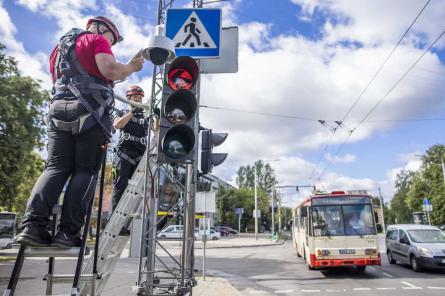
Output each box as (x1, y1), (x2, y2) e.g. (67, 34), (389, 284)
(116, 109), (149, 158)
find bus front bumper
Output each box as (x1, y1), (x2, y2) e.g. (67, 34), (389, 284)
(311, 254), (381, 267)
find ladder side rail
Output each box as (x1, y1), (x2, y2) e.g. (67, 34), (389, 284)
(2, 245), (26, 296)
(71, 172), (98, 296)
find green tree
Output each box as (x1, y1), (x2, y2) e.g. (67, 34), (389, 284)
(387, 170), (414, 224)
(0, 44), (48, 211)
(236, 160), (278, 193)
(406, 145), (445, 224)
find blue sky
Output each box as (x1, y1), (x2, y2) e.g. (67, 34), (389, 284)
(1, 0), (445, 204)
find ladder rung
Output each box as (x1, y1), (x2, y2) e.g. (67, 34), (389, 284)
(1, 246), (89, 258)
(44, 273), (107, 284)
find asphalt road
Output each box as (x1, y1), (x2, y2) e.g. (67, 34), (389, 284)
(1, 235), (444, 295)
(194, 239), (445, 296)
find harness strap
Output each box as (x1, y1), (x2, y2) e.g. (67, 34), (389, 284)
(117, 151), (142, 166)
(49, 114), (91, 134)
(67, 81), (113, 138)
(121, 132), (147, 146)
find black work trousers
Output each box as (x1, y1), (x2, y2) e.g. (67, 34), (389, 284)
(22, 124), (106, 235)
(111, 154), (139, 211)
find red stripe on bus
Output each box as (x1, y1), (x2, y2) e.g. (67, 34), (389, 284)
(314, 258), (381, 267)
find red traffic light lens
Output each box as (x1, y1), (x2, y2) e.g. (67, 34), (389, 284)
(168, 68), (193, 90)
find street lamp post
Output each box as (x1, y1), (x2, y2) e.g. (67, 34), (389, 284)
(254, 168), (258, 240)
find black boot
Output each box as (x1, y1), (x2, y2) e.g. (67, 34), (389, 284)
(52, 231), (82, 248)
(16, 226), (52, 247)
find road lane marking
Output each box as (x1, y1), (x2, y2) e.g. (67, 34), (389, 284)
(381, 272), (394, 278)
(248, 291), (267, 294)
(401, 281), (422, 289)
(352, 288), (371, 291)
(428, 287), (445, 290)
(301, 289), (321, 293)
(274, 290), (294, 294)
(326, 289), (346, 293)
(367, 266), (377, 271)
(376, 288), (396, 290)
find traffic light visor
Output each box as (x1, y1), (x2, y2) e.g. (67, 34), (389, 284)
(167, 56), (199, 91)
(164, 89), (197, 124)
(162, 125), (195, 159)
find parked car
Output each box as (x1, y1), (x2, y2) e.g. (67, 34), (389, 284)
(385, 224), (445, 272)
(214, 225), (238, 235)
(194, 229), (221, 240)
(214, 226), (230, 236)
(157, 225), (184, 238)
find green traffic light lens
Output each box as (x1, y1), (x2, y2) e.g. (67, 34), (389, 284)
(162, 125), (195, 159)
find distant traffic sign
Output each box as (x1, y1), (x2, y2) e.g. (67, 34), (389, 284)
(235, 208), (244, 214)
(423, 198), (431, 205)
(166, 8), (221, 58)
(423, 204), (433, 212)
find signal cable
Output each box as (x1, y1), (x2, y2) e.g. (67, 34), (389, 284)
(317, 28), (445, 180)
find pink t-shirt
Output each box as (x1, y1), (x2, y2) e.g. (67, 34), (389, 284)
(50, 33), (114, 83)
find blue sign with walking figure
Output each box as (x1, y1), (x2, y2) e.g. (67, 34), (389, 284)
(166, 8), (221, 58)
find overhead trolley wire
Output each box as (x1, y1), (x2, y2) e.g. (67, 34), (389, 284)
(317, 28), (445, 180)
(200, 105), (445, 123)
(309, 0), (432, 182)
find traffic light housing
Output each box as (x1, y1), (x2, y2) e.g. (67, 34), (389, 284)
(158, 56), (199, 163)
(200, 129), (228, 174)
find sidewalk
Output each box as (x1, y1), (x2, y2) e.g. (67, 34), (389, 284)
(0, 234), (286, 295)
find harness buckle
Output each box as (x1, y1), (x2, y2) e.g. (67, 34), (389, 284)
(140, 137), (147, 146)
(123, 133), (131, 140)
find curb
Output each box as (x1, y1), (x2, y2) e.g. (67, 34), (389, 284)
(195, 236), (288, 249)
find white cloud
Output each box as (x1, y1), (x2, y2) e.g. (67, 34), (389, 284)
(291, 0), (445, 48)
(0, 1), (51, 89)
(325, 152), (356, 164)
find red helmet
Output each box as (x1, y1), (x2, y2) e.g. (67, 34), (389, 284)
(86, 16), (123, 45)
(126, 85), (144, 98)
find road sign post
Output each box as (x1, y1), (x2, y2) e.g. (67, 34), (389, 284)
(422, 198), (432, 225)
(235, 208), (244, 236)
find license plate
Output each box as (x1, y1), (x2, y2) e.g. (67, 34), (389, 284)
(339, 249), (355, 254)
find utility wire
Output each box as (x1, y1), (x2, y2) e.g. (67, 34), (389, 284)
(341, 0), (431, 122)
(317, 28), (445, 180)
(200, 104), (445, 122)
(311, 0), (431, 183)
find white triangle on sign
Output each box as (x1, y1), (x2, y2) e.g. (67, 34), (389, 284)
(173, 11), (217, 49)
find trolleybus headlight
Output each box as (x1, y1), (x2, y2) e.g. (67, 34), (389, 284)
(365, 248), (377, 256)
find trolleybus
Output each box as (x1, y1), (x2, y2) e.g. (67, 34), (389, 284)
(292, 191), (381, 270)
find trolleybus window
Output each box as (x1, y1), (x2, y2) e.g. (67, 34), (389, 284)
(0, 213), (16, 238)
(343, 205), (375, 235)
(311, 206), (344, 236)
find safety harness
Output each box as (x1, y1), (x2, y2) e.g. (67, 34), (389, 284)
(48, 28), (115, 138)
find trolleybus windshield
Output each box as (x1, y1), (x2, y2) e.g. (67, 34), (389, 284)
(311, 203), (376, 237)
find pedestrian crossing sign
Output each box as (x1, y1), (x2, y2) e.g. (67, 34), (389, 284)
(166, 8), (221, 58)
